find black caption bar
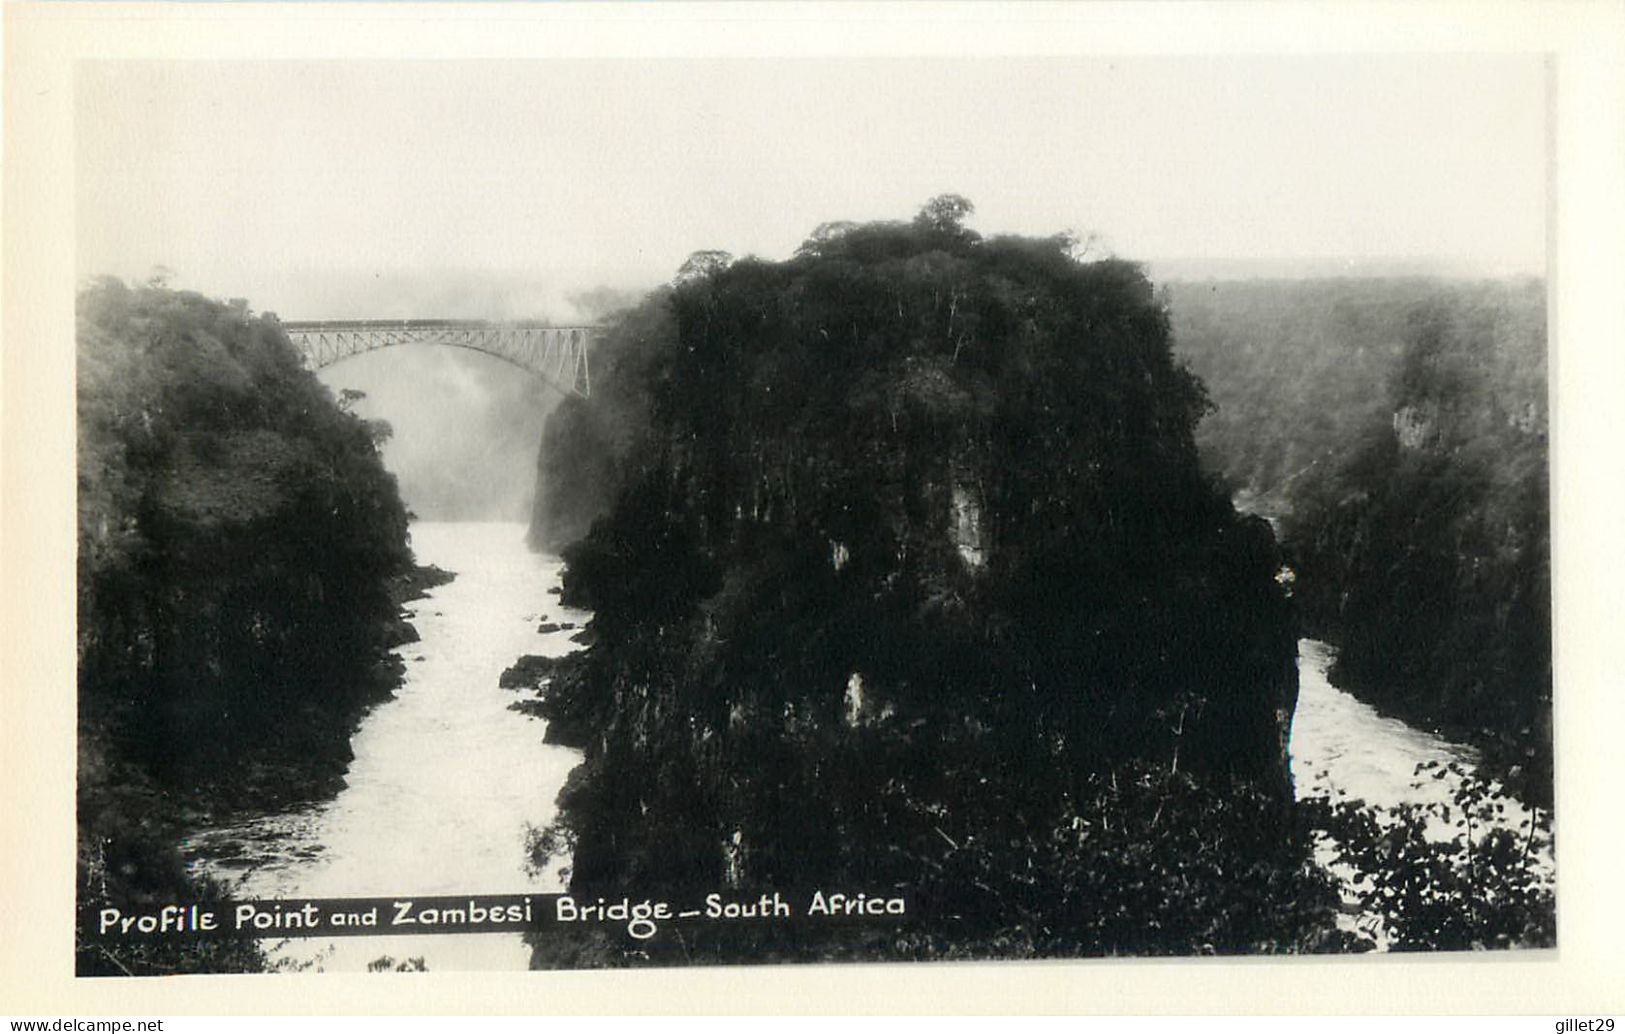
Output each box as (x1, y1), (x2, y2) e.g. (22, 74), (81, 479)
(83, 889), (914, 942)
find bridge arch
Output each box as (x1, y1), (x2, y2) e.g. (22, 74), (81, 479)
(279, 319), (595, 398)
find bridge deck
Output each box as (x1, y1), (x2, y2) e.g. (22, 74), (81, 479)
(280, 319), (598, 397)
(279, 319), (597, 332)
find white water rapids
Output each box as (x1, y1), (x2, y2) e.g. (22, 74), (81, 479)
(1290, 638), (1553, 945)
(183, 522), (585, 972)
(1291, 639), (1480, 809)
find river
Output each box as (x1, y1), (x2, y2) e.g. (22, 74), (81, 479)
(1290, 637), (1553, 945)
(183, 522), (586, 972)
(185, 522), (1543, 968)
(1292, 638), (1480, 810)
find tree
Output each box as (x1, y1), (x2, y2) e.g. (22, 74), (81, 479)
(795, 220), (861, 258)
(673, 249), (735, 284)
(913, 193), (975, 234)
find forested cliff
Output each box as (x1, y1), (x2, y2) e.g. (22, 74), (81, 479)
(519, 201), (1331, 963)
(76, 281), (427, 974)
(1170, 278), (1550, 803)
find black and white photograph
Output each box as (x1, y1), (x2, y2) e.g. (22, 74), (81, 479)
(6, 0), (1625, 1016)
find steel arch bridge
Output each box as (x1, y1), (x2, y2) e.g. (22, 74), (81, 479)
(279, 319), (596, 398)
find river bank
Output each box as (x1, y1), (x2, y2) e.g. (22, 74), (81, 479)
(1292, 639), (1477, 806)
(183, 562), (458, 824)
(1308, 651), (1551, 810)
(75, 560), (454, 977)
(1231, 489), (1551, 811)
(1290, 637), (1554, 948)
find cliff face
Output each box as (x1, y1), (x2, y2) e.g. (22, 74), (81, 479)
(1282, 283), (1550, 804)
(524, 205), (1313, 960)
(526, 287), (674, 553)
(525, 398), (617, 552)
(1170, 276), (1551, 806)
(76, 281), (419, 974)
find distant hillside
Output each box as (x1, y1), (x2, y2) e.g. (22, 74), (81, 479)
(1149, 256), (1537, 283)
(1167, 277), (1544, 498)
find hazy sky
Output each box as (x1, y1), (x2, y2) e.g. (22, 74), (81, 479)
(77, 55), (1546, 319)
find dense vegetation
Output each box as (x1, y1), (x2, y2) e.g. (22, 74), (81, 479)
(519, 199), (1327, 964)
(1170, 278), (1551, 805)
(1303, 763), (1555, 951)
(76, 281), (426, 975)
(1166, 279), (1434, 506)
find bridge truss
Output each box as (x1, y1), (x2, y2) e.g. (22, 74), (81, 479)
(279, 319), (595, 398)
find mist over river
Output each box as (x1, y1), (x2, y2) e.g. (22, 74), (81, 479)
(183, 522), (585, 972)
